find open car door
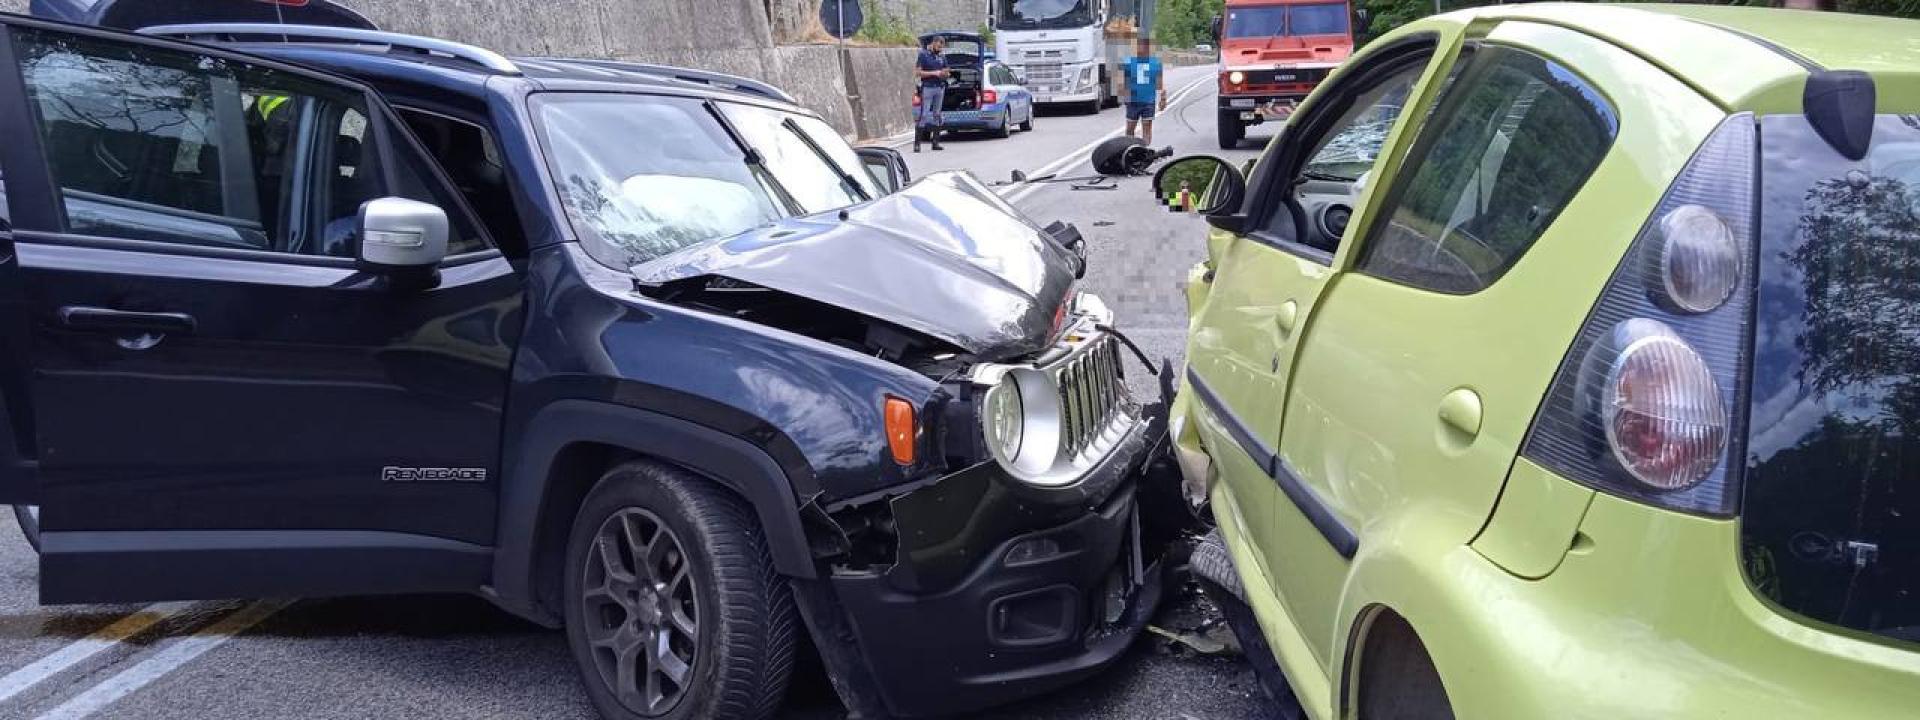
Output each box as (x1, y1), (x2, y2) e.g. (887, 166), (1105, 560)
(0, 13), (517, 604)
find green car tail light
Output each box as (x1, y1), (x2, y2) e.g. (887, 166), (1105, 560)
(1521, 113), (1758, 517)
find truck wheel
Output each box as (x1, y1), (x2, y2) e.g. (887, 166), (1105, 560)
(1217, 111), (1244, 150)
(564, 461), (797, 720)
(1085, 82), (1108, 115)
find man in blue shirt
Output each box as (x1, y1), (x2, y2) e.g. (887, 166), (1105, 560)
(1122, 37), (1165, 145)
(915, 35), (951, 152)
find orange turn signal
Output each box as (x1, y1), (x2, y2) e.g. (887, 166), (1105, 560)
(884, 396), (916, 466)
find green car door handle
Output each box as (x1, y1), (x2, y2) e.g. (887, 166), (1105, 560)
(1439, 387), (1483, 437)
(1276, 300), (1298, 336)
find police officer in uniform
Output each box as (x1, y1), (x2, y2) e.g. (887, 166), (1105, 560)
(915, 35), (950, 152)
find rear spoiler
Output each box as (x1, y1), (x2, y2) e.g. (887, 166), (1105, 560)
(29, 0), (378, 31)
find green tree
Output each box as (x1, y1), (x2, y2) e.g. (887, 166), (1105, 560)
(1153, 0), (1223, 48)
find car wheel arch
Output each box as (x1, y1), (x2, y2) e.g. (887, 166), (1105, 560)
(491, 398), (820, 626)
(1343, 605), (1455, 720)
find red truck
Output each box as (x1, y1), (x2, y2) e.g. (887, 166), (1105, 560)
(1210, 0), (1368, 148)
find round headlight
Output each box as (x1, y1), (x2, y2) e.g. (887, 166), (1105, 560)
(1652, 204), (1740, 313)
(984, 376), (1025, 462)
(1227, 71), (1245, 85)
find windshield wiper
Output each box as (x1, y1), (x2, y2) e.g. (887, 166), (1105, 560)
(704, 100), (762, 166)
(1300, 169), (1355, 183)
(705, 100), (805, 213)
(782, 116), (872, 203)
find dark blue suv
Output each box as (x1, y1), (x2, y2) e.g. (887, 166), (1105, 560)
(0, 11), (1171, 720)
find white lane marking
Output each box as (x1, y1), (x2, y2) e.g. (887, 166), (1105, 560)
(33, 599), (291, 720)
(999, 73), (1214, 206)
(0, 602), (197, 705)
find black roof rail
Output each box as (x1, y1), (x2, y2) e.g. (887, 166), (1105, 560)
(137, 23), (522, 75)
(519, 57), (796, 104)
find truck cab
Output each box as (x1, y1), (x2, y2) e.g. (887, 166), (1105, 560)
(1211, 0), (1365, 148)
(993, 0), (1135, 113)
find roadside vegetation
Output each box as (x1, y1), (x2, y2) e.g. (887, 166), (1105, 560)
(853, 0), (921, 46)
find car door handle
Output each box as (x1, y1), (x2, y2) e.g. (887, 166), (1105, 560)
(58, 306), (196, 335)
(1438, 387), (1483, 438)
(1275, 300), (1298, 336)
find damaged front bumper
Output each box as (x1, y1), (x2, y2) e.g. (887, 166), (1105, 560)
(806, 371), (1174, 717)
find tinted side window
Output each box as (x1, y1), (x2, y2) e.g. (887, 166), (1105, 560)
(1357, 46), (1616, 293)
(395, 108), (514, 255)
(14, 28), (382, 257)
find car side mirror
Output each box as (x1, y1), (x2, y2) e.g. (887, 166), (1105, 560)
(854, 146), (911, 194)
(1209, 14), (1222, 42)
(357, 197), (448, 287)
(1355, 8), (1373, 36)
(1151, 155), (1246, 216)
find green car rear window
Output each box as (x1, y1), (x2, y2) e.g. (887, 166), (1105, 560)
(1745, 114), (1920, 646)
(1357, 46), (1617, 294)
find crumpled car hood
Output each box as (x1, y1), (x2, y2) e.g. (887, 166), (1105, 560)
(630, 171), (1077, 362)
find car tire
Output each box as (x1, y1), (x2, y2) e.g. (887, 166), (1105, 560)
(1217, 110), (1244, 150)
(564, 461), (798, 720)
(12, 504), (39, 552)
(1019, 109), (1034, 132)
(995, 115), (1013, 138)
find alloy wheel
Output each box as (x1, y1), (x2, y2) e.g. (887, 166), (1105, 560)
(579, 507), (701, 717)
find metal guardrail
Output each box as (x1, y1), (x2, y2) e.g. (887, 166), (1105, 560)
(136, 23), (523, 75)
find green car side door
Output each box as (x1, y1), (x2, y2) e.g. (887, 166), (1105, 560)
(1182, 19), (1473, 705)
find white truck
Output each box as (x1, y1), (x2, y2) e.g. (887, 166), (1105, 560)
(991, 0), (1138, 113)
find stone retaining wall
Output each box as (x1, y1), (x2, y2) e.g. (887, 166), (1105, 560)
(843, 45), (917, 139)
(3, 0), (916, 139)
(871, 0), (981, 37)
(339, 0), (920, 138)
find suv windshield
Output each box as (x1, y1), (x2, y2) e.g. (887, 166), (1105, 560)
(718, 103), (874, 214)
(1746, 113), (1920, 647)
(535, 94), (871, 268)
(996, 0), (1093, 30)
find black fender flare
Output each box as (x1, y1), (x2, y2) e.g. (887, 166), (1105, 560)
(488, 399), (815, 623)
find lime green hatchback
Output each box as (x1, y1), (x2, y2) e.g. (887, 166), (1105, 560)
(1156, 4), (1920, 718)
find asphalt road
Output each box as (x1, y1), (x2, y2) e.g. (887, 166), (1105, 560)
(0, 62), (1284, 720)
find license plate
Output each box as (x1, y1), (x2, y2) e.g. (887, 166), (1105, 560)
(1229, 98), (1256, 108)
(1273, 74), (1296, 81)
(1240, 111), (1259, 121)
